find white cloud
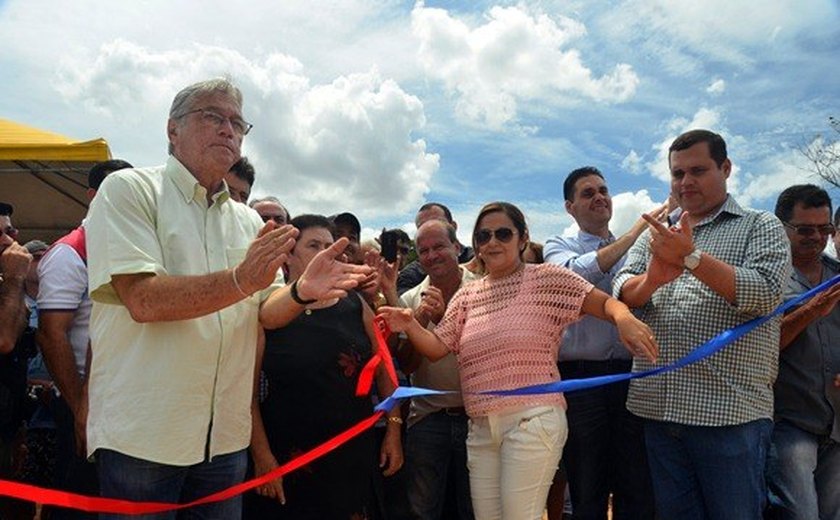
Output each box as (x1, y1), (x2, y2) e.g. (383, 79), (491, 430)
(734, 140), (835, 208)
(411, 3), (639, 129)
(644, 107), (725, 183)
(599, 0), (837, 73)
(55, 40), (439, 220)
(621, 149), (643, 174)
(611, 190), (663, 236)
(706, 79), (726, 95)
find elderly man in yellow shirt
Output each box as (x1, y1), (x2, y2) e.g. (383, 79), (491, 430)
(85, 78), (370, 520)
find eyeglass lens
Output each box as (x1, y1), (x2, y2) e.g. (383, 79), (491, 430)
(787, 223), (836, 236)
(475, 227), (515, 245)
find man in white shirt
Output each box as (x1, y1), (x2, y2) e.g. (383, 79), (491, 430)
(85, 78), (369, 520)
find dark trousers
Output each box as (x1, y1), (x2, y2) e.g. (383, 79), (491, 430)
(47, 396), (98, 520)
(404, 410), (474, 520)
(559, 359), (655, 520)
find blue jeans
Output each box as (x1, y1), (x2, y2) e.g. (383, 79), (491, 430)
(559, 360), (654, 520)
(97, 448), (247, 520)
(405, 410), (474, 520)
(766, 420), (840, 520)
(644, 418), (772, 520)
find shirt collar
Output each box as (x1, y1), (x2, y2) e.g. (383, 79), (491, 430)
(576, 228), (615, 247)
(673, 194), (746, 228)
(167, 155), (230, 206)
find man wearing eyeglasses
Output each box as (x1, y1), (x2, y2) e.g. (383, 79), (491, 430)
(615, 129), (791, 518)
(766, 184), (840, 519)
(0, 201), (34, 512)
(84, 78), (370, 519)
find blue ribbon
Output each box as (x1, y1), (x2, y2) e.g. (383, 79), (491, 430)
(375, 274), (840, 412)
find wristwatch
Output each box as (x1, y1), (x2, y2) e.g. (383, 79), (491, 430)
(684, 249), (702, 270)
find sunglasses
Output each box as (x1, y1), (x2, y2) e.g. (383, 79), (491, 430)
(783, 222), (836, 237)
(1, 226), (19, 240)
(475, 227), (515, 246)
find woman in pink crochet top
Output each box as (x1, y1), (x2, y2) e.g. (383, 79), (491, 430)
(378, 202), (658, 520)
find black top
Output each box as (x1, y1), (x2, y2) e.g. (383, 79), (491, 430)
(247, 293), (375, 519)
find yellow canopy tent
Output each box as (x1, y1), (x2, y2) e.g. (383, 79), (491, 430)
(0, 118), (111, 244)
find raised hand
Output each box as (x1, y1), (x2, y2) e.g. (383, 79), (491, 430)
(1, 242), (32, 279)
(377, 306), (417, 334)
(645, 210), (695, 266)
(236, 222), (298, 294)
(415, 286), (445, 326)
(296, 237), (374, 302)
(629, 203), (669, 238)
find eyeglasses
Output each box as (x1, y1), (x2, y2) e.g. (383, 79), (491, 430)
(181, 108), (253, 136)
(475, 227), (515, 246)
(783, 222), (836, 237)
(261, 215), (286, 225)
(1, 226), (18, 240)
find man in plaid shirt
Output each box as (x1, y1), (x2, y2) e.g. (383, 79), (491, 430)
(615, 129), (790, 519)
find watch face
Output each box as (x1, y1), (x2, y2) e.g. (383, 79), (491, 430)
(685, 250), (701, 269)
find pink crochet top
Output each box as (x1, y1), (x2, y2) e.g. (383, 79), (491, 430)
(434, 263), (593, 417)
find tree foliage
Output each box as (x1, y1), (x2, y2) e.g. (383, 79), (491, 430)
(800, 116), (840, 189)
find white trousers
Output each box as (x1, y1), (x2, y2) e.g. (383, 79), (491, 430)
(466, 405), (567, 520)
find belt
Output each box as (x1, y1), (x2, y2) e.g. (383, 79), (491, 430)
(441, 406), (466, 416)
(557, 358), (633, 375)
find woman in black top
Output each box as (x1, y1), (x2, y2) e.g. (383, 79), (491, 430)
(246, 214), (402, 520)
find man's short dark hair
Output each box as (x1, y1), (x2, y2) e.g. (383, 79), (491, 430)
(835, 206), (840, 227)
(418, 202), (453, 223)
(89, 159), (133, 190)
(229, 157), (255, 187)
(290, 214), (336, 237)
(774, 184), (833, 223)
(0, 202), (12, 217)
(669, 129), (728, 168)
(563, 166), (604, 202)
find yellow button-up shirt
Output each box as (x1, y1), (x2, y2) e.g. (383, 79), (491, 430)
(86, 156), (281, 465)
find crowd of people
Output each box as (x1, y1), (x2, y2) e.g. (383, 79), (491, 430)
(1, 77), (839, 520)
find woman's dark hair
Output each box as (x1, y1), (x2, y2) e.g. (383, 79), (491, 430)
(289, 214), (336, 250)
(471, 201), (529, 270)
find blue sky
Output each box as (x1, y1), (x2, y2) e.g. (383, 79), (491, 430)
(1, 0), (838, 243)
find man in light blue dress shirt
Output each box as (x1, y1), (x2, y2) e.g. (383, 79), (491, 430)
(545, 166), (665, 519)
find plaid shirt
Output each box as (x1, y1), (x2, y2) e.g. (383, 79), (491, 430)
(614, 196), (791, 426)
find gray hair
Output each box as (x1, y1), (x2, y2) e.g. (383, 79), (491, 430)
(167, 78), (243, 154)
(249, 196), (290, 221)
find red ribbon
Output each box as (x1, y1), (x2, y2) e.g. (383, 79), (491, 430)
(0, 412), (384, 515)
(0, 313), (400, 514)
(355, 315), (398, 396)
